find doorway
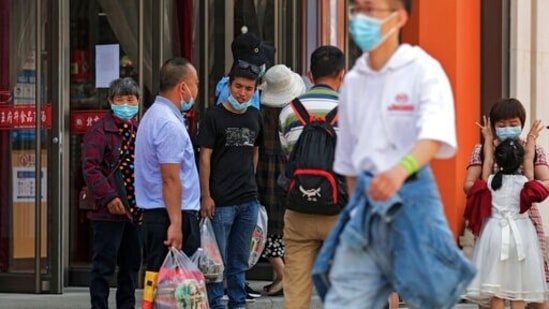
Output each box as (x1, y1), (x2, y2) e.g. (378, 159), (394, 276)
(0, 0), (65, 293)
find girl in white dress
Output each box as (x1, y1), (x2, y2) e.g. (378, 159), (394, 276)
(465, 137), (548, 309)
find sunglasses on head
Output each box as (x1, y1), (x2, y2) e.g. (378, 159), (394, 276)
(236, 60), (261, 75)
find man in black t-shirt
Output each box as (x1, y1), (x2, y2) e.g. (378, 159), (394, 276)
(197, 63), (264, 309)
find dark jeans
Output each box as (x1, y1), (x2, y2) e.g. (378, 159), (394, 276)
(142, 208), (200, 271)
(90, 220), (142, 309)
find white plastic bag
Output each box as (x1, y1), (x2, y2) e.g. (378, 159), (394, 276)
(154, 248), (210, 309)
(248, 205), (268, 268)
(192, 218), (224, 283)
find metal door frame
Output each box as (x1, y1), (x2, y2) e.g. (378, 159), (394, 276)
(53, 0), (70, 294)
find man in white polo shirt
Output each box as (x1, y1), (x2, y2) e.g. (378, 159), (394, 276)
(134, 57), (200, 305)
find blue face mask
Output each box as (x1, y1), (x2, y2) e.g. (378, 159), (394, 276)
(495, 126), (522, 140)
(180, 84), (195, 112)
(111, 103), (138, 120)
(180, 95), (194, 112)
(258, 64), (266, 79)
(227, 94), (251, 112)
(349, 12), (397, 52)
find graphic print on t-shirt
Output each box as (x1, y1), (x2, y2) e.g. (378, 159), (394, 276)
(225, 127), (256, 147)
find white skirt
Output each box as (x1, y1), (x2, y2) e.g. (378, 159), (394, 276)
(464, 217), (548, 306)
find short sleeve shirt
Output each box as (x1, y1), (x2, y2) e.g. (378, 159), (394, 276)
(134, 96), (200, 211)
(197, 104), (263, 206)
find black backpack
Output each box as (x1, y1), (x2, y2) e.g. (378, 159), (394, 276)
(281, 98), (348, 215)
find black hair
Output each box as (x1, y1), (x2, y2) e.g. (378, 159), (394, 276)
(349, 0), (412, 14)
(159, 57), (191, 92)
(108, 77), (140, 99)
(491, 138), (524, 190)
(228, 62), (259, 85)
(310, 45), (345, 80)
(489, 98), (527, 130)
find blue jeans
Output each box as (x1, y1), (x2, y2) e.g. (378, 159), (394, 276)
(206, 200), (259, 309)
(90, 220), (142, 309)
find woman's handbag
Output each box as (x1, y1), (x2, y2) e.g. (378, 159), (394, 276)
(78, 161), (122, 211)
(78, 186), (98, 210)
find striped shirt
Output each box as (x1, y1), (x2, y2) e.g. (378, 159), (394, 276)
(278, 85), (339, 155)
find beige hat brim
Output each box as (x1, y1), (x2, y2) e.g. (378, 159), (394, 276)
(260, 72), (306, 108)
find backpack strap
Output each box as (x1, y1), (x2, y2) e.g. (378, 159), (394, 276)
(289, 97), (310, 125)
(290, 98), (339, 126)
(325, 106), (338, 126)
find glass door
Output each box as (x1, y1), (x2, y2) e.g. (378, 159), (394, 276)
(0, 0), (64, 293)
(67, 0), (142, 286)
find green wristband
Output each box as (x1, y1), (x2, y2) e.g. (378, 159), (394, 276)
(399, 155), (419, 176)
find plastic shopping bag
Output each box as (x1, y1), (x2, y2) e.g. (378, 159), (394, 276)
(154, 248), (209, 309)
(192, 218), (224, 283)
(248, 205), (268, 268)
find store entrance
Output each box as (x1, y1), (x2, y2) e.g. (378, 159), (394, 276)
(0, 0), (64, 293)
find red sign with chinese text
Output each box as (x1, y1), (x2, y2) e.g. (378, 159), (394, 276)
(0, 104), (52, 129)
(70, 110), (108, 134)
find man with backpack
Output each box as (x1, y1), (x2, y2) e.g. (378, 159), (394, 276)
(278, 45), (346, 309)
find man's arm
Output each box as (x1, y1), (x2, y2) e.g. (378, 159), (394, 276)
(368, 139), (441, 201)
(160, 163), (183, 249)
(406, 140), (442, 171)
(199, 147), (215, 218)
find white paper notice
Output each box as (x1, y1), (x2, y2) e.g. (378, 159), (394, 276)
(12, 167), (47, 202)
(95, 44), (120, 88)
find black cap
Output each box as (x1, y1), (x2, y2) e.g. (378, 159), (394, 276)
(261, 42), (276, 65)
(231, 32), (270, 66)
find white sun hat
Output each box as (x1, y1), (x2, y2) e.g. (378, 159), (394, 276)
(260, 64), (306, 108)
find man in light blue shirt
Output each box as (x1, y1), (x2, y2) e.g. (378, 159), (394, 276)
(134, 57), (201, 305)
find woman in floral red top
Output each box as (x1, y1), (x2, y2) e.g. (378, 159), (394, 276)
(463, 98), (549, 309)
(82, 77), (142, 309)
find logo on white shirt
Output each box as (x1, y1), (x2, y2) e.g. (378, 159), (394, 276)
(388, 93), (414, 112)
